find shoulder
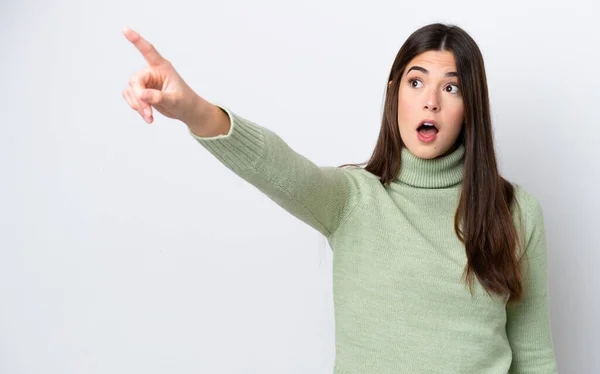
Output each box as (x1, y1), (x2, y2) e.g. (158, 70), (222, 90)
(339, 165), (379, 178)
(511, 182), (544, 224)
(338, 165), (382, 189)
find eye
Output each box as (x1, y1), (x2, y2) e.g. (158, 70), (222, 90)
(445, 84), (460, 95)
(408, 78), (423, 88)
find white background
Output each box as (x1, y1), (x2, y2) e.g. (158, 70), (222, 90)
(1, 0), (598, 372)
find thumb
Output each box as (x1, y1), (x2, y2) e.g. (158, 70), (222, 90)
(140, 89), (175, 106)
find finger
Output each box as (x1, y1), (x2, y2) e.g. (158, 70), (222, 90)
(128, 73), (151, 111)
(139, 89), (166, 106)
(122, 26), (165, 67)
(126, 88), (152, 123)
(122, 88), (136, 109)
(124, 88), (140, 111)
(125, 88), (143, 115)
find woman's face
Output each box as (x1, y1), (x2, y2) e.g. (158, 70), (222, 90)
(391, 50), (465, 159)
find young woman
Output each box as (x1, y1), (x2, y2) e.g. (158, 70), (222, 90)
(122, 23), (558, 374)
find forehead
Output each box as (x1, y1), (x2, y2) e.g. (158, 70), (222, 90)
(406, 50), (457, 72)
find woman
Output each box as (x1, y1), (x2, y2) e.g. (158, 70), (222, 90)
(122, 23), (558, 373)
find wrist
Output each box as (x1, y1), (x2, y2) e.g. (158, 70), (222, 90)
(185, 97), (230, 137)
(183, 95), (211, 129)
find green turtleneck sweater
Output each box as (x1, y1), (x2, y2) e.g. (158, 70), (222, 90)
(187, 104), (558, 374)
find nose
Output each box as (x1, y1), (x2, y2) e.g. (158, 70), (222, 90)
(424, 90), (440, 112)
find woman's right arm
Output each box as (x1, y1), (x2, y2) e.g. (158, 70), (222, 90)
(187, 103), (363, 237)
(121, 26), (362, 237)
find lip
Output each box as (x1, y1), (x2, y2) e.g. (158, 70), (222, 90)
(416, 119), (439, 130)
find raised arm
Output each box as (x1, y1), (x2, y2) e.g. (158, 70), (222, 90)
(187, 104), (363, 236)
(121, 26), (363, 237)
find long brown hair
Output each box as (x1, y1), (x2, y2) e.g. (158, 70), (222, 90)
(340, 23), (527, 305)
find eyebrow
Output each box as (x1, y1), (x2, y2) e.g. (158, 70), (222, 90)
(406, 65), (457, 77)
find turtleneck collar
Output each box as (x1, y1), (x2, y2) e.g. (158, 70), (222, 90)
(394, 143), (465, 188)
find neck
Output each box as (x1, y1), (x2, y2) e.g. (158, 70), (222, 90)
(437, 141), (460, 158)
(395, 143), (465, 188)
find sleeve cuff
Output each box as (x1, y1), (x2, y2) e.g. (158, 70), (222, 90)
(187, 103), (267, 171)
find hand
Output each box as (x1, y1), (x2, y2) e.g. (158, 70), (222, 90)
(121, 26), (209, 124)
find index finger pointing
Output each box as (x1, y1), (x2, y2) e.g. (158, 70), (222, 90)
(122, 26), (165, 66)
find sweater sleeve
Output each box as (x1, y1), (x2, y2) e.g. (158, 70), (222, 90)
(506, 195), (558, 374)
(187, 103), (362, 237)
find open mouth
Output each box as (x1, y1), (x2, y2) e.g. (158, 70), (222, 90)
(417, 122), (439, 136)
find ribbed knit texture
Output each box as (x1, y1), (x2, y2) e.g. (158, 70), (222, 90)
(188, 104), (558, 374)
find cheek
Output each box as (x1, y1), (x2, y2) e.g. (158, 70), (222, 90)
(443, 100), (464, 124)
(397, 96), (420, 124)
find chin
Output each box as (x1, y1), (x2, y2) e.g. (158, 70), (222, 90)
(407, 143), (445, 159)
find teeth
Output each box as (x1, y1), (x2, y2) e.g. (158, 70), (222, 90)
(423, 122), (434, 127)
